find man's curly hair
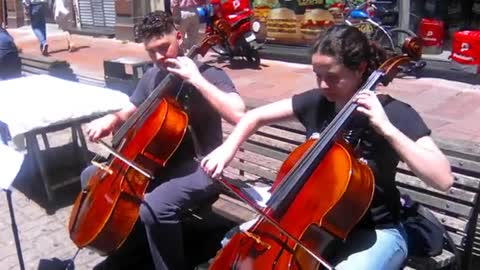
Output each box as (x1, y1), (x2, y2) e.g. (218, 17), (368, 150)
(136, 11), (176, 41)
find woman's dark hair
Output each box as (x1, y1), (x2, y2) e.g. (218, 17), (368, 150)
(312, 25), (387, 81)
(136, 11), (177, 42)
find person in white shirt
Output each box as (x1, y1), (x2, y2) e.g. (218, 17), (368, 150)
(54, 0), (76, 52)
(171, 0), (206, 51)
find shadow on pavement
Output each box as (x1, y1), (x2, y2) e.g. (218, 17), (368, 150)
(12, 143), (96, 214)
(417, 61), (480, 85)
(48, 45), (91, 55)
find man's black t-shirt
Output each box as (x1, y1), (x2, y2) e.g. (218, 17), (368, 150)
(129, 64), (237, 175)
(292, 89), (431, 228)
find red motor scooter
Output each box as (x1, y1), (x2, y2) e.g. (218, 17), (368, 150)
(197, 0), (263, 65)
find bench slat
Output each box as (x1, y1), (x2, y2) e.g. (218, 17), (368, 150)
(241, 132), (299, 153)
(240, 141), (290, 162)
(406, 249), (456, 270)
(271, 120), (306, 134)
(212, 194), (256, 224)
(234, 150), (283, 172)
(397, 187), (472, 218)
(229, 159), (277, 182)
(434, 137), (480, 161)
(223, 121), (304, 145)
(20, 59), (57, 70)
(21, 65), (49, 75)
(430, 210), (468, 232)
(223, 128), (299, 153)
(396, 173), (477, 203)
(445, 155), (480, 176)
(19, 53), (65, 64)
(451, 173), (480, 189)
(397, 162), (480, 189)
(255, 125), (306, 144)
(224, 168), (261, 182)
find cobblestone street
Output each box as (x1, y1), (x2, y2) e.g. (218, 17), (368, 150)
(0, 189), (104, 270)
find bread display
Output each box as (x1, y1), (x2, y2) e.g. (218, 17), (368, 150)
(300, 8), (335, 41)
(266, 8), (300, 41)
(253, 0), (278, 23)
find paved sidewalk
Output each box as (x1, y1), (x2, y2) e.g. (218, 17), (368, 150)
(0, 188), (103, 270)
(1, 24), (479, 270)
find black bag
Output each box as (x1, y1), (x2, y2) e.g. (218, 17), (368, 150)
(401, 195), (459, 262)
(402, 202), (444, 256)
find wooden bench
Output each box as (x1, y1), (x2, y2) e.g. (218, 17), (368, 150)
(209, 118), (480, 270)
(19, 53), (76, 81)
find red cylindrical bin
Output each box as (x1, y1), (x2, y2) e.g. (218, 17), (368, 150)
(452, 30), (480, 65)
(418, 18), (445, 54)
(451, 30), (480, 74)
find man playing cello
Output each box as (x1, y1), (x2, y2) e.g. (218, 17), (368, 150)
(80, 11), (245, 270)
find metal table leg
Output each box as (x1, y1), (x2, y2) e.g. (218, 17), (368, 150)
(5, 189), (26, 270)
(25, 132), (55, 203)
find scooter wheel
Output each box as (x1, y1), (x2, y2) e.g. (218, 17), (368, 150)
(246, 49), (260, 66)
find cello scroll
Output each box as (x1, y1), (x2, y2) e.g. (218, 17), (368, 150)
(379, 36), (423, 86)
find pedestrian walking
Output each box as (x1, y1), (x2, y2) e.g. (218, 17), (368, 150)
(22, 0), (49, 56)
(54, 0), (76, 52)
(171, 0), (205, 51)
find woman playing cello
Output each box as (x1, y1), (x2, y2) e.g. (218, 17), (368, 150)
(201, 25), (454, 269)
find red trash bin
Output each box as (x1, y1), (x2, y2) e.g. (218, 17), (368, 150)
(451, 30), (480, 74)
(418, 18), (445, 54)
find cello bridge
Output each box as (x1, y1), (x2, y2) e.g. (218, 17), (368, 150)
(243, 231), (271, 250)
(91, 160), (113, 175)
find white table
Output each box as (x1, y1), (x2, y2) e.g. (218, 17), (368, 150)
(0, 75), (130, 203)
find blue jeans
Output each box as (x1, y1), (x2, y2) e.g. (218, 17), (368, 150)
(332, 225), (408, 270)
(29, 3), (47, 47)
(220, 222), (408, 270)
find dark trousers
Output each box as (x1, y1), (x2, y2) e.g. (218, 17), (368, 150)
(0, 51), (21, 80)
(80, 160), (219, 270)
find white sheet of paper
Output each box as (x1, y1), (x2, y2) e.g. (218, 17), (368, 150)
(241, 184), (271, 207)
(0, 144), (25, 189)
(0, 75), (130, 148)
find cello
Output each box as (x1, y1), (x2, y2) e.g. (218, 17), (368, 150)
(68, 27), (228, 255)
(209, 37), (423, 270)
